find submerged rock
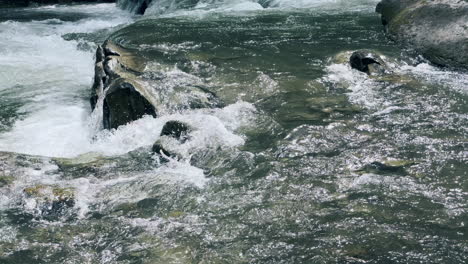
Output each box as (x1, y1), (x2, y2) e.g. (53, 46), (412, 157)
(376, 0), (468, 69)
(23, 185), (75, 218)
(355, 160), (417, 175)
(151, 141), (173, 158)
(151, 120), (191, 159)
(160, 120), (191, 141)
(350, 51), (385, 75)
(0, 175), (14, 187)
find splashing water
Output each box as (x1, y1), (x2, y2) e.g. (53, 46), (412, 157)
(0, 1), (467, 263)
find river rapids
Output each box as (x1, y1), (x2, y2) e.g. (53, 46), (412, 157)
(0, 1), (467, 263)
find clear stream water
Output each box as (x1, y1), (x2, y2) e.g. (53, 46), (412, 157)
(0, 1), (467, 263)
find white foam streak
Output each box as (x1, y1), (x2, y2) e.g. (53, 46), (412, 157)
(399, 63), (468, 94)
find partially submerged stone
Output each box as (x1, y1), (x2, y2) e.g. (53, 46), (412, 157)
(151, 141), (173, 158)
(349, 50), (389, 75)
(152, 120), (192, 159)
(53, 152), (107, 175)
(355, 160), (417, 175)
(160, 120), (191, 141)
(24, 185), (75, 217)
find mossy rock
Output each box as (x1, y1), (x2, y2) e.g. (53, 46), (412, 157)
(166, 211), (185, 218)
(383, 159), (417, 167)
(24, 185), (74, 202)
(53, 152), (110, 176)
(0, 176), (14, 188)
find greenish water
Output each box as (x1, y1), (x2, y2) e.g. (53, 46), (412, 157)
(0, 2), (467, 263)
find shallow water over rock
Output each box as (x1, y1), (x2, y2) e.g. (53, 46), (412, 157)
(0, 1), (467, 263)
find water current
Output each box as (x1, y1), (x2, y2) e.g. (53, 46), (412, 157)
(0, 1), (467, 263)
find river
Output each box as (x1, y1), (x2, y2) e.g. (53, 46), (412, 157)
(0, 1), (467, 263)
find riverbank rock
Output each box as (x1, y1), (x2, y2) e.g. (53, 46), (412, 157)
(376, 0), (468, 69)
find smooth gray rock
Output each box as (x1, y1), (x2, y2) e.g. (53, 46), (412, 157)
(376, 0), (468, 69)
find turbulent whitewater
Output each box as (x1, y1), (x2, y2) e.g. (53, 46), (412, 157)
(0, 1), (467, 263)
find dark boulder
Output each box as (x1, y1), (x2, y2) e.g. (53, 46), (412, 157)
(90, 40), (223, 130)
(91, 41), (157, 129)
(103, 78), (156, 129)
(151, 141), (173, 158)
(160, 120), (191, 141)
(376, 0), (468, 69)
(151, 120), (191, 159)
(348, 50), (390, 76)
(350, 51), (382, 74)
(117, 0), (200, 15)
(117, 0), (152, 14)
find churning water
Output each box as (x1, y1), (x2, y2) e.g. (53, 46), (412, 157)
(0, 1), (467, 263)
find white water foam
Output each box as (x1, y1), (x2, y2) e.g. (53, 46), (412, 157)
(322, 57), (468, 111)
(399, 63), (468, 94)
(0, 5), (257, 159)
(0, 4), (132, 157)
(144, 0), (380, 17)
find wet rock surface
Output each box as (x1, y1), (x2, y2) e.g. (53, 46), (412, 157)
(160, 120), (191, 141)
(118, 0), (152, 14)
(91, 38), (224, 129)
(92, 41), (157, 129)
(1, 4), (468, 263)
(152, 121), (191, 159)
(350, 50), (386, 75)
(376, 0), (468, 69)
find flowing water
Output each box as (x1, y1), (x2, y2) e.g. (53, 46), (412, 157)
(0, 1), (467, 263)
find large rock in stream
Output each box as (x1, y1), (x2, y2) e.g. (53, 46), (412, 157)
(92, 41), (157, 129)
(376, 0), (468, 69)
(91, 39), (223, 129)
